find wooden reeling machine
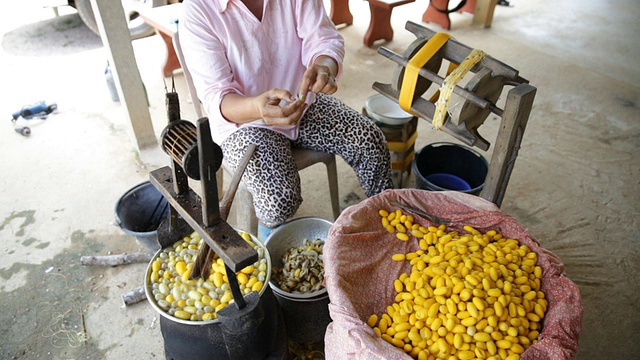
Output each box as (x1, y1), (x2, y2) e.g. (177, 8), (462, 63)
(373, 21), (537, 207)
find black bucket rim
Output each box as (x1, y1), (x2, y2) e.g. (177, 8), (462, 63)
(412, 142), (488, 194)
(114, 180), (167, 236)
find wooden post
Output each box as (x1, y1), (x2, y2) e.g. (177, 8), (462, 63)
(473, 0), (498, 28)
(90, 0), (157, 150)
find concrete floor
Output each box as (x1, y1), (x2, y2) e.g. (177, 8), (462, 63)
(0, 0), (638, 359)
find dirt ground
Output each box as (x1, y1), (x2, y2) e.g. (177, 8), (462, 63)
(1, 1), (639, 360)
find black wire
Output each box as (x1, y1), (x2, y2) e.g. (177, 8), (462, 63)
(430, 0), (468, 14)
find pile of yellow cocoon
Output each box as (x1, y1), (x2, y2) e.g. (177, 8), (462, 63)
(367, 209), (547, 360)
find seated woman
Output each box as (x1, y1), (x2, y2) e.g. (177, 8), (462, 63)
(179, 0), (394, 239)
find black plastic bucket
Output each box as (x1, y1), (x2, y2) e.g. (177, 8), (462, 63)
(114, 181), (169, 251)
(271, 290), (331, 344)
(412, 142), (488, 195)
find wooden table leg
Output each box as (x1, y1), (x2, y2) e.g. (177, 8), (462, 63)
(422, 0), (452, 30)
(330, 0), (353, 27)
(364, 3), (394, 46)
(157, 30), (181, 77)
(472, 0), (498, 28)
(460, 0), (477, 14)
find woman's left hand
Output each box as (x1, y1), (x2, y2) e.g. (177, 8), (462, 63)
(298, 56), (339, 100)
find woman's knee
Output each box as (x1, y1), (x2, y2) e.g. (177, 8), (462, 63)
(253, 178), (302, 227)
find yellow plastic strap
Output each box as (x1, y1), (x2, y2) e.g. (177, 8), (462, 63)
(399, 32), (452, 114)
(391, 151), (414, 171)
(432, 49), (486, 129)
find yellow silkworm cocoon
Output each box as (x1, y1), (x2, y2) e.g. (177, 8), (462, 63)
(461, 317), (478, 327)
(367, 314), (378, 327)
(175, 261), (187, 275)
(433, 287), (448, 296)
(392, 254), (406, 261)
(394, 279), (404, 293)
(397, 233), (410, 241)
(387, 212), (397, 221)
(236, 272), (249, 285)
(458, 350), (475, 359)
(473, 332), (492, 342)
(174, 311), (191, 320)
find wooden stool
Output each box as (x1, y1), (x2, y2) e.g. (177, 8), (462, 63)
(383, 118), (418, 188)
(364, 108), (418, 188)
(330, 0), (353, 27)
(422, 0), (477, 30)
(364, 0), (416, 47)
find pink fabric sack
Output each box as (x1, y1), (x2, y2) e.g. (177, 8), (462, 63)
(323, 189), (582, 359)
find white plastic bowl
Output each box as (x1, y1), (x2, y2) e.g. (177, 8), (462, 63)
(365, 93), (414, 126)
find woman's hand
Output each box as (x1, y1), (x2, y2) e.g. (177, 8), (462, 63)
(221, 89), (307, 126)
(298, 55), (339, 100)
(255, 89), (307, 126)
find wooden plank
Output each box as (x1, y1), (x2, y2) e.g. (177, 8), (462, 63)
(150, 167), (258, 272)
(404, 21), (522, 80)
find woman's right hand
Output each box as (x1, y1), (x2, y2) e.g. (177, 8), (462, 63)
(255, 89), (307, 126)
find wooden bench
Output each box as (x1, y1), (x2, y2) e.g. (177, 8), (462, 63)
(364, 0), (416, 46)
(330, 0), (354, 27)
(422, 0), (473, 30)
(422, 0), (499, 30)
(330, 0), (415, 46)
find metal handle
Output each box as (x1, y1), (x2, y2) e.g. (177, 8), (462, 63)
(389, 199), (450, 225)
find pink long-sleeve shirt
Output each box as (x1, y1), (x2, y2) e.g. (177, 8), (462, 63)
(178, 0), (345, 144)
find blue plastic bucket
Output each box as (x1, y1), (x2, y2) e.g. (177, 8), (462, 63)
(412, 142), (488, 195)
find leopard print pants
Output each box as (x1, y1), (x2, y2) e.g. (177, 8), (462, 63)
(220, 93), (394, 228)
